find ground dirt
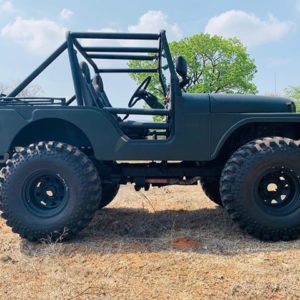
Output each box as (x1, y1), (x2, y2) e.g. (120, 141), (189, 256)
(0, 185), (300, 300)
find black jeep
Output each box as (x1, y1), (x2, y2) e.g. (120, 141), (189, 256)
(0, 30), (299, 242)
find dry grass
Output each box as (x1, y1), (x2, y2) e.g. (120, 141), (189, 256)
(0, 185), (300, 299)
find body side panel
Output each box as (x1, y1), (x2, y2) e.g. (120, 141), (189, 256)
(0, 93), (211, 160)
(2, 105), (300, 161)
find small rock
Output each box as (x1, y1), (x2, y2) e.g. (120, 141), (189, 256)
(0, 255), (17, 264)
(216, 274), (224, 280)
(231, 285), (242, 295)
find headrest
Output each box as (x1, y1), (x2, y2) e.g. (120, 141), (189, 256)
(92, 74), (104, 92)
(80, 61), (91, 83)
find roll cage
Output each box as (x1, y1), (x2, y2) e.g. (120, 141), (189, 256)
(1, 30), (180, 140)
(6, 30), (178, 112)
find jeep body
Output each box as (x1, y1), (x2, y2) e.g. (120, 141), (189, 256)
(1, 30), (300, 242)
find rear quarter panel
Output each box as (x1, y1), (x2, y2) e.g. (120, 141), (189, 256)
(0, 106), (123, 157)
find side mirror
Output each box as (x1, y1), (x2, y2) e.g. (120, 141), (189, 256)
(176, 56), (188, 79)
(176, 56), (189, 89)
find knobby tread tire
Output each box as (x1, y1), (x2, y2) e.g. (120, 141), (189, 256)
(200, 178), (223, 206)
(220, 137), (300, 241)
(0, 141), (101, 242)
(99, 183), (120, 209)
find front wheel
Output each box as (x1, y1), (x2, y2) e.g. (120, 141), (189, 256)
(0, 142), (101, 242)
(220, 137), (300, 241)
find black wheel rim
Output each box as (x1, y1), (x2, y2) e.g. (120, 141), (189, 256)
(255, 167), (300, 216)
(23, 172), (69, 217)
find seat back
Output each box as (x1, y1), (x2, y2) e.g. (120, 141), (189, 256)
(92, 74), (112, 107)
(80, 61), (92, 84)
(79, 62), (105, 108)
(79, 62), (96, 107)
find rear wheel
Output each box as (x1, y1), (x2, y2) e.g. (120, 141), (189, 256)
(0, 141), (101, 242)
(220, 137), (300, 241)
(200, 178), (222, 206)
(99, 183), (120, 209)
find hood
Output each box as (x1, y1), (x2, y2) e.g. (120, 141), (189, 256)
(210, 94), (296, 113)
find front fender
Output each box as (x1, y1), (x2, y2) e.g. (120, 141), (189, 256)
(210, 113), (300, 159)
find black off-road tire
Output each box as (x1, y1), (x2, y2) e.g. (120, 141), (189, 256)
(99, 183), (120, 209)
(200, 178), (223, 206)
(220, 137), (300, 241)
(0, 141), (101, 242)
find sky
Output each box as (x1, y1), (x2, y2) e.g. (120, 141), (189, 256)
(0, 0), (300, 107)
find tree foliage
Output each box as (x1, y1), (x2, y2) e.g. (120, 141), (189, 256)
(129, 33), (257, 101)
(285, 86), (300, 101)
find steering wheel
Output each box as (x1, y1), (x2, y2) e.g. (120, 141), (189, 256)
(123, 76), (164, 120)
(128, 76), (152, 108)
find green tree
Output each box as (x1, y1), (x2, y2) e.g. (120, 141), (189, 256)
(129, 33), (257, 101)
(285, 86), (300, 101)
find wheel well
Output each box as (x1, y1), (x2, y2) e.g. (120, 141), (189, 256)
(217, 122), (300, 163)
(10, 118), (93, 153)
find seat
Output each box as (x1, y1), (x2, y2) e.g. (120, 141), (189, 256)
(92, 74), (112, 107)
(79, 62), (149, 139)
(80, 61), (104, 108)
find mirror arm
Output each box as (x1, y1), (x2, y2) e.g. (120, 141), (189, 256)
(179, 77), (190, 89)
